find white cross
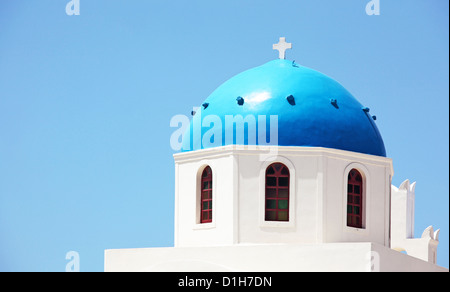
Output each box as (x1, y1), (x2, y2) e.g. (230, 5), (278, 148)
(273, 37), (292, 60)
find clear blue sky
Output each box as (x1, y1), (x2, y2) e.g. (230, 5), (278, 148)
(0, 0), (448, 271)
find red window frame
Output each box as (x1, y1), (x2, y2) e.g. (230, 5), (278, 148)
(347, 169), (363, 228)
(200, 166), (213, 223)
(265, 163), (290, 222)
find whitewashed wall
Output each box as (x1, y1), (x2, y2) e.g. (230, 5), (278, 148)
(174, 146), (393, 247)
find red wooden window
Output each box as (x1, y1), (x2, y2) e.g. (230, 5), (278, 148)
(265, 163), (289, 221)
(200, 166), (213, 223)
(347, 169), (363, 228)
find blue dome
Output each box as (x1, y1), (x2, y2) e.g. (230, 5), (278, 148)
(182, 59), (386, 157)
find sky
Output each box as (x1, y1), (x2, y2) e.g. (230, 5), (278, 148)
(0, 0), (448, 272)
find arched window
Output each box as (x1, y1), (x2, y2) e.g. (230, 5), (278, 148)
(200, 166), (213, 223)
(347, 169), (363, 228)
(265, 163), (290, 221)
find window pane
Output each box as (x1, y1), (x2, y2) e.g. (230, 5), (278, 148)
(273, 164), (282, 171)
(354, 196), (360, 204)
(265, 210), (276, 221)
(202, 201), (208, 210)
(266, 188), (276, 198)
(266, 199), (277, 209)
(350, 170), (356, 177)
(266, 167), (275, 175)
(354, 206), (360, 215)
(266, 177), (276, 186)
(348, 184), (353, 193)
(208, 211), (212, 220)
(347, 215), (352, 225)
(354, 185), (360, 194)
(278, 211), (288, 221)
(203, 181), (209, 189)
(279, 177), (289, 187)
(281, 167), (289, 175)
(347, 205), (352, 214)
(348, 195), (353, 203)
(278, 199), (288, 210)
(202, 211), (209, 221)
(278, 189), (289, 198)
(202, 191), (208, 200)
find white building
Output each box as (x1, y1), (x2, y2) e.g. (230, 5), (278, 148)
(105, 38), (447, 272)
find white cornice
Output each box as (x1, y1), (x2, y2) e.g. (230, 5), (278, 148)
(173, 145), (394, 174)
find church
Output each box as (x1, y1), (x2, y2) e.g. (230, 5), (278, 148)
(104, 38), (447, 272)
